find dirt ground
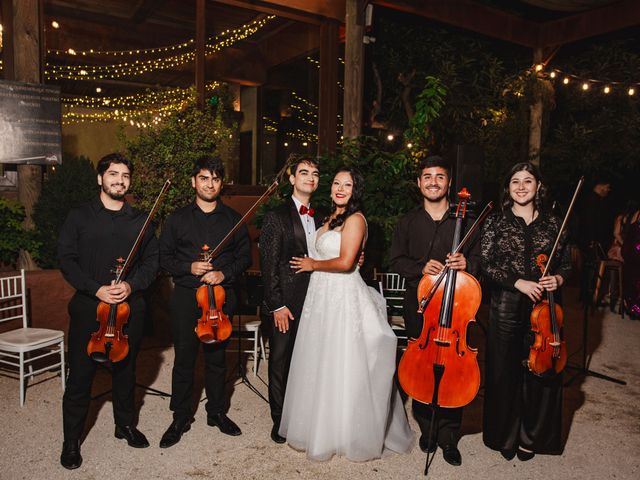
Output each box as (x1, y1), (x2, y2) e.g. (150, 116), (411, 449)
(1, 287), (638, 480)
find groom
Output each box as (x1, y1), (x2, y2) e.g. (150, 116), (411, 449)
(259, 156), (321, 443)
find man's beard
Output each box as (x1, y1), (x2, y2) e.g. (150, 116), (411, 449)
(103, 183), (127, 200)
(197, 190), (220, 203)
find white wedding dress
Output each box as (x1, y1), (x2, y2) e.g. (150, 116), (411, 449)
(279, 224), (414, 461)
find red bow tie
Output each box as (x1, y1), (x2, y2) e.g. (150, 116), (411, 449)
(299, 205), (315, 217)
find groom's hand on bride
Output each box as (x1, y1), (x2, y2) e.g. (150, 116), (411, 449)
(274, 307), (295, 333)
(290, 256), (314, 273)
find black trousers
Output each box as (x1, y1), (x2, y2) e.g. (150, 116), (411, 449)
(168, 285), (237, 421)
(403, 285), (463, 447)
(482, 289), (562, 454)
(63, 292), (145, 441)
(263, 309), (301, 426)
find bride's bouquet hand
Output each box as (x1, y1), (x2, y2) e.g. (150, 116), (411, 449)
(290, 255), (315, 273)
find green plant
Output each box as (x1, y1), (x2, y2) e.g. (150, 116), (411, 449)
(32, 154), (97, 268)
(404, 76), (447, 157)
(123, 87), (238, 220)
(0, 198), (36, 268)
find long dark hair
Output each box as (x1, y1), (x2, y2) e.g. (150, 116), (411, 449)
(324, 167), (365, 230)
(500, 162), (546, 214)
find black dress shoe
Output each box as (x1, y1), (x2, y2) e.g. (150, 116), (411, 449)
(60, 440), (82, 470)
(270, 424), (286, 444)
(159, 418), (193, 448)
(442, 444), (462, 466)
(115, 425), (150, 448)
(517, 448), (535, 461)
(207, 413), (242, 436)
(500, 448), (516, 460)
(418, 435), (437, 454)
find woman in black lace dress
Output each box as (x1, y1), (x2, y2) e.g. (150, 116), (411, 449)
(480, 162), (571, 461)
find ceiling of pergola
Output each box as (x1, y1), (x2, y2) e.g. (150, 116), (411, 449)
(2, 0), (637, 105)
(40, 0), (320, 99)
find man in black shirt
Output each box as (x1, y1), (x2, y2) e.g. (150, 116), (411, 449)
(58, 153), (159, 470)
(389, 156), (480, 467)
(158, 156), (251, 448)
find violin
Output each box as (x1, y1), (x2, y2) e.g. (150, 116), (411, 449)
(525, 176), (584, 376)
(527, 253), (566, 376)
(195, 244), (232, 344)
(193, 168), (285, 344)
(88, 258), (131, 363)
(87, 180), (171, 363)
(398, 189), (491, 409)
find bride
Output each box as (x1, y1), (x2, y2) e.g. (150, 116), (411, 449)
(280, 167), (414, 461)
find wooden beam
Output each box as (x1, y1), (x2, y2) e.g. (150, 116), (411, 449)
(13, 0), (44, 270)
(130, 0), (168, 23)
(372, 0), (539, 48)
(196, 0), (205, 109)
(343, 0), (364, 139)
(1, 0), (15, 79)
(318, 20), (339, 155)
(259, 21), (320, 68)
(212, 0), (345, 24)
(538, 0), (640, 48)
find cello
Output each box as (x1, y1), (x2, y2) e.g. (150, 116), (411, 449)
(526, 176), (584, 376)
(87, 180), (171, 363)
(398, 188), (489, 409)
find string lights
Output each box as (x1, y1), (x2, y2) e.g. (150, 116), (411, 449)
(534, 64), (639, 97)
(62, 82), (220, 126)
(46, 16), (275, 81)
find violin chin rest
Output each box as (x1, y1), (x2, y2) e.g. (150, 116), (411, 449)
(90, 351), (109, 363)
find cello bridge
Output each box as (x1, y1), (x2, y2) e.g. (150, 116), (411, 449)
(434, 339), (451, 347)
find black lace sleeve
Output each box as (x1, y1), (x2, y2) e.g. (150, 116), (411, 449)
(480, 213), (519, 290)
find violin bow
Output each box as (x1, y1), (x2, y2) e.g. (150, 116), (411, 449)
(541, 176), (584, 277)
(206, 162), (290, 261)
(116, 179), (172, 283)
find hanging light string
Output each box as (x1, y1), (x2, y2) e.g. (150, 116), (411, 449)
(62, 81), (220, 126)
(46, 15), (275, 81)
(532, 63), (639, 96)
(62, 81), (219, 109)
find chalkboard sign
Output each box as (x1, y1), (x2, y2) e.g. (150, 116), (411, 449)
(0, 80), (62, 165)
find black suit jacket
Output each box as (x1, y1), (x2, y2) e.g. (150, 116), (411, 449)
(259, 197), (323, 320)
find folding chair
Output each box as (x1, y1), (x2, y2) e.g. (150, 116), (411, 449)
(0, 270), (66, 406)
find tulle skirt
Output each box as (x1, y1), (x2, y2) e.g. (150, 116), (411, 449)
(279, 269), (414, 461)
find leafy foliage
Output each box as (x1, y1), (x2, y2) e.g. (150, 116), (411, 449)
(0, 198), (37, 268)
(32, 154), (97, 268)
(123, 87), (238, 221)
(369, 16), (531, 202)
(404, 76), (447, 156)
(541, 39), (640, 201)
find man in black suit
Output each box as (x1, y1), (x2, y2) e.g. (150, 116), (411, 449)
(259, 156), (321, 443)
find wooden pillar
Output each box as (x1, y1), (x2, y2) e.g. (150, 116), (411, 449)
(343, 0), (364, 139)
(195, 0), (206, 110)
(1, 0), (15, 79)
(528, 47), (543, 166)
(13, 0), (43, 270)
(318, 21), (339, 155)
(253, 86), (263, 185)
